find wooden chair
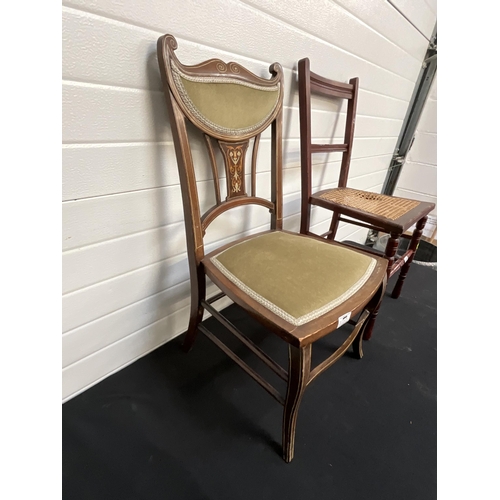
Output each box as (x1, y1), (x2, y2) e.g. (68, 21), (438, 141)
(157, 35), (388, 463)
(298, 58), (435, 307)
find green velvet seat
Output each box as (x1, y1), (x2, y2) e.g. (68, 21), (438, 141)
(208, 231), (376, 326)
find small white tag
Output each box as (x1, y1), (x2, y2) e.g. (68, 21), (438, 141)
(338, 311), (351, 328)
(404, 255), (409, 263)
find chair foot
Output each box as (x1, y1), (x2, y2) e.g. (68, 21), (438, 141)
(282, 345), (311, 463)
(391, 282), (404, 299)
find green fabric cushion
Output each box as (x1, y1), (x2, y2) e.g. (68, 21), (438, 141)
(210, 232), (376, 326)
(180, 76), (279, 132)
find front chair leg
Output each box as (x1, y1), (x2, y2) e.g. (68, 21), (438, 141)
(282, 344), (311, 463)
(362, 275), (387, 341)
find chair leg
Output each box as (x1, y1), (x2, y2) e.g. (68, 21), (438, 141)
(300, 203), (311, 235)
(391, 216), (427, 299)
(351, 311), (369, 359)
(384, 232), (400, 280)
(362, 275), (387, 341)
(282, 344), (311, 463)
(182, 270), (206, 352)
(326, 212), (341, 240)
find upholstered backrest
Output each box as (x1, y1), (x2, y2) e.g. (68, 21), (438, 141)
(159, 35), (283, 142)
(170, 59), (281, 138)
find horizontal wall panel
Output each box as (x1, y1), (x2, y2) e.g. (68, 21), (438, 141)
(63, 0), (415, 100)
(63, 280), (190, 367)
(62, 303), (191, 401)
(62, 142), (178, 201)
(63, 1), (420, 87)
(62, 223), (188, 295)
(63, 136), (396, 201)
(424, 0), (436, 15)
(243, 0), (421, 81)
(389, 0), (436, 39)
(63, 250), (187, 333)
(63, 280), (223, 368)
(62, 173), (274, 252)
(333, 0), (429, 60)
(62, 7), (163, 91)
(398, 161), (437, 197)
(62, 82), (406, 146)
(63, 7), (408, 123)
(62, 84), (170, 144)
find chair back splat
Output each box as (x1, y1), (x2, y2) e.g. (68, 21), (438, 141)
(157, 36), (388, 463)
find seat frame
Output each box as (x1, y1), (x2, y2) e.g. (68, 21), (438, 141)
(298, 57), (435, 306)
(157, 35), (387, 462)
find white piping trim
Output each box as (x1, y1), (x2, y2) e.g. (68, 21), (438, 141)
(170, 61), (280, 136)
(210, 233), (377, 326)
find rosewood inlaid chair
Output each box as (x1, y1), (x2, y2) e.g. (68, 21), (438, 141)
(157, 35), (388, 463)
(298, 58), (435, 309)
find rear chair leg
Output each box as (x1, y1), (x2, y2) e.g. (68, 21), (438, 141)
(326, 212), (341, 240)
(183, 269), (206, 352)
(282, 344), (311, 463)
(182, 303), (204, 352)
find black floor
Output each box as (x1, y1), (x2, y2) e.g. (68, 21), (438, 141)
(63, 265), (437, 500)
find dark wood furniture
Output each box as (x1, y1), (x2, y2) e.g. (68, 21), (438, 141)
(157, 35), (388, 462)
(298, 58), (435, 309)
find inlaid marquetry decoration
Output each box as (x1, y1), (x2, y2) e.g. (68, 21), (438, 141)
(219, 140), (249, 199)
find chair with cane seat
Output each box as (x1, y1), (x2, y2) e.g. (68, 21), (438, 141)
(157, 35), (388, 462)
(298, 58), (435, 314)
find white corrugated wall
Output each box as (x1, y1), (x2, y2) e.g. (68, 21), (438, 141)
(62, 0), (437, 401)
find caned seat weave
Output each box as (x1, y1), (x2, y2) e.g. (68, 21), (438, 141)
(318, 188), (420, 221)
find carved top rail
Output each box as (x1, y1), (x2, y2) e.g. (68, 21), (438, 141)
(159, 34), (284, 142)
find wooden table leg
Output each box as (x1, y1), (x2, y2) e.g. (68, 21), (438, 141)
(391, 216), (427, 299)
